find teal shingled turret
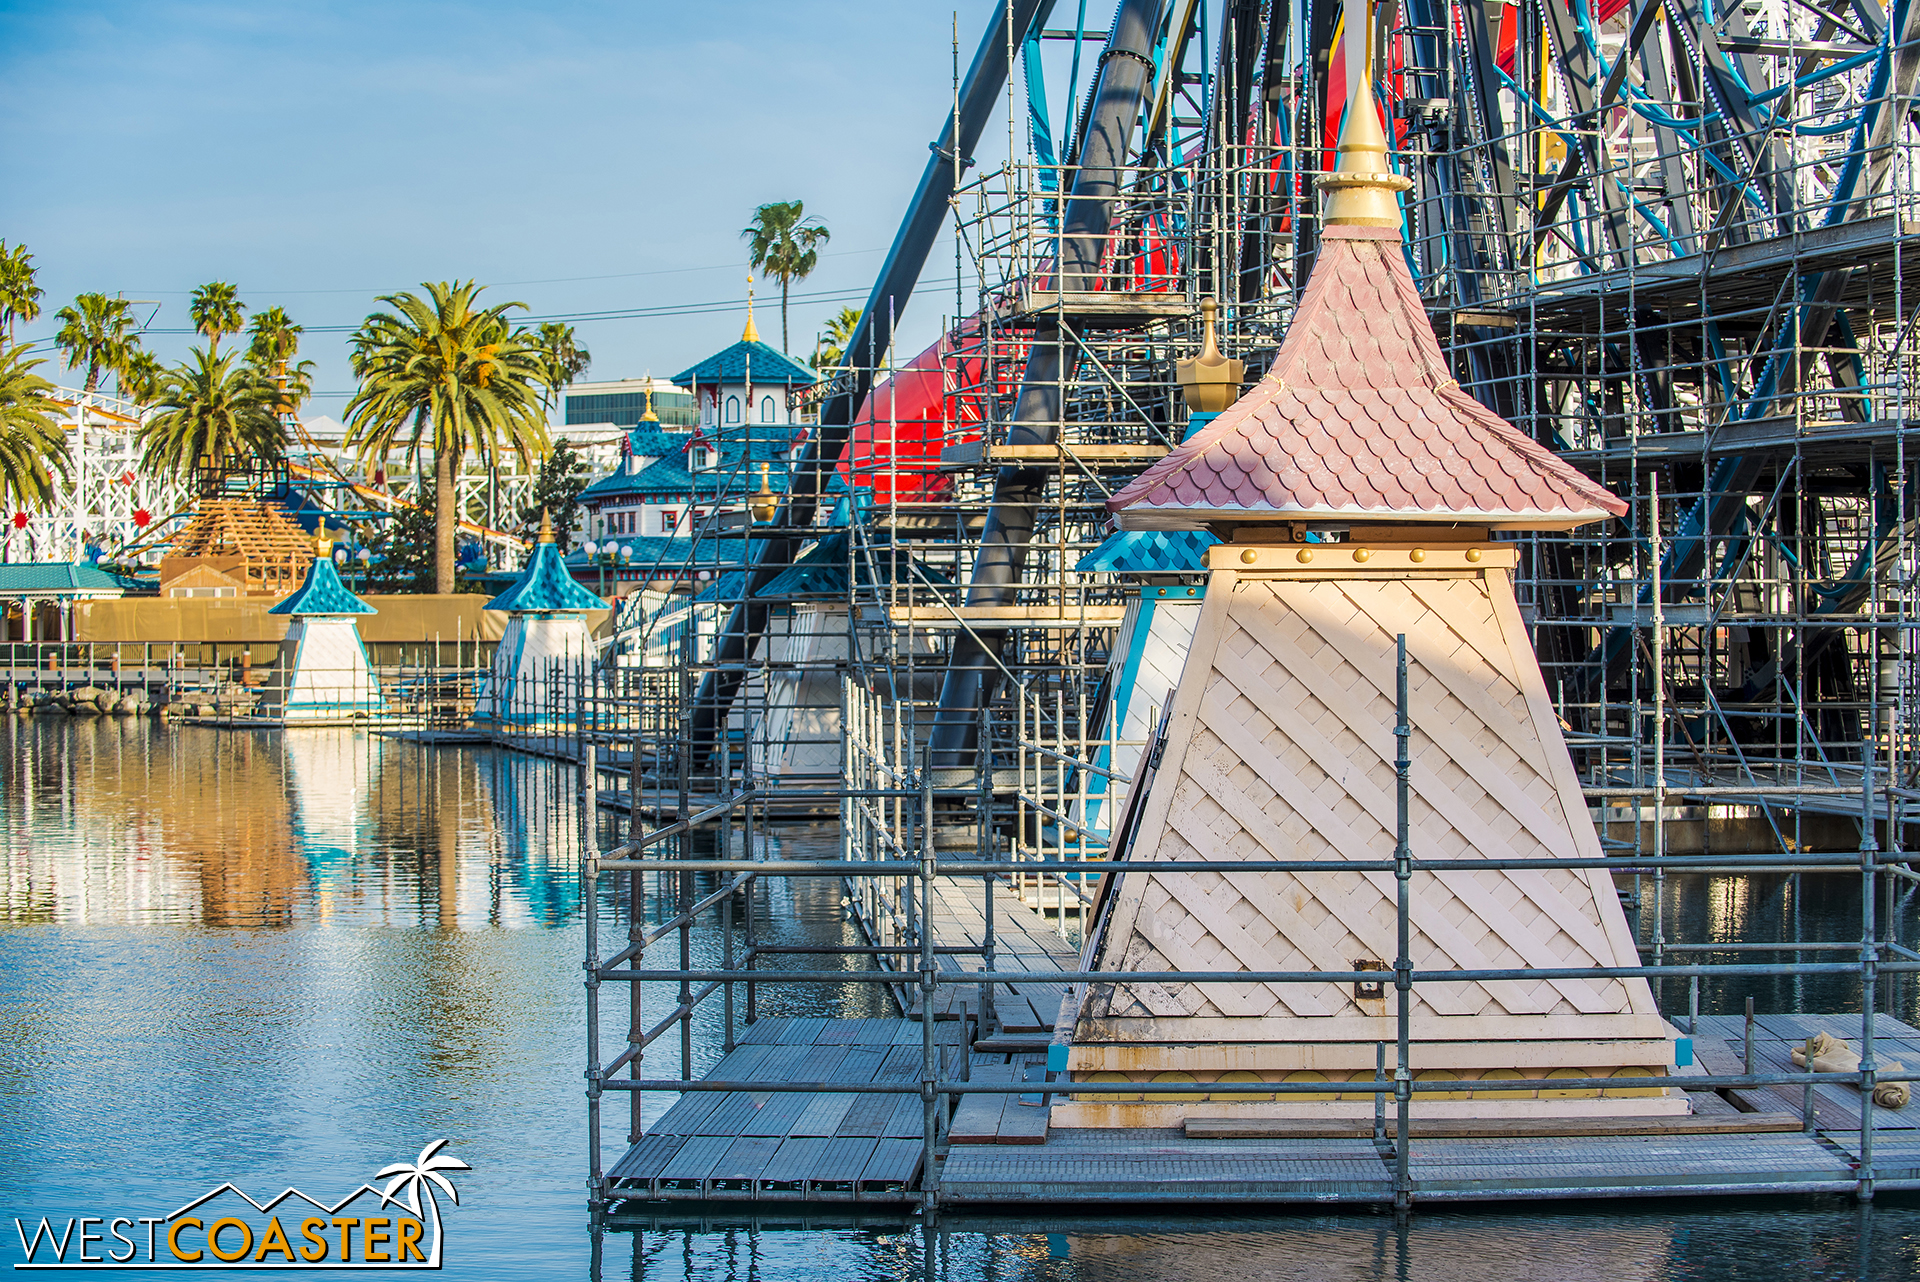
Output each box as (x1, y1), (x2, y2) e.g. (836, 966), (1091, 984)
(486, 511), (605, 614)
(269, 546), (376, 616)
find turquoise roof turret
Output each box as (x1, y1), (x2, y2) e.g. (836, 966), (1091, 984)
(670, 303), (819, 390)
(485, 511), (606, 613)
(270, 539), (376, 616)
(1074, 413), (1224, 575)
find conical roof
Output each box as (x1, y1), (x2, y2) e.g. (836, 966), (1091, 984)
(1108, 106), (1625, 532)
(269, 555), (375, 616)
(486, 516), (605, 613)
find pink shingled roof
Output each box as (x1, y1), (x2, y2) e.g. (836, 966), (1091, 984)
(1109, 226), (1627, 530)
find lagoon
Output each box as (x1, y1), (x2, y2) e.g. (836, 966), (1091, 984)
(2, 719), (1917, 1280)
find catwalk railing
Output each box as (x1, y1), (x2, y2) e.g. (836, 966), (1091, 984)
(582, 636), (1920, 1213)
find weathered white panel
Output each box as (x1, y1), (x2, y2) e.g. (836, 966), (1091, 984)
(262, 618), (382, 721)
(476, 614), (595, 724)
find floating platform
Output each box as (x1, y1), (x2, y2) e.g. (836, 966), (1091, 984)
(377, 727), (492, 745)
(604, 1010), (1920, 1207)
(603, 880), (1920, 1208)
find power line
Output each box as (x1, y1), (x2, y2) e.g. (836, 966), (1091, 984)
(136, 277), (961, 335)
(124, 245), (892, 298)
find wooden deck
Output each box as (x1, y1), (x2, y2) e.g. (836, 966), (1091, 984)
(879, 877), (1080, 1038)
(603, 884), (1920, 1207)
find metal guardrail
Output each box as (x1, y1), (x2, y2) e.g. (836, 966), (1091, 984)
(583, 634), (1920, 1214)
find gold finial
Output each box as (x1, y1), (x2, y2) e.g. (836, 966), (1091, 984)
(1176, 298), (1247, 412)
(538, 508), (555, 543)
(314, 522), (332, 558)
(750, 462), (779, 524)
(1316, 0), (1413, 228)
(742, 275), (761, 343)
(640, 385), (658, 422)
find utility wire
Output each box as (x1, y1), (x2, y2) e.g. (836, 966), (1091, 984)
(136, 277), (961, 335)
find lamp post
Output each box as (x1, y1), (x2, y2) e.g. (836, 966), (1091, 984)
(583, 541), (605, 596)
(605, 543), (624, 597)
(357, 547), (371, 592)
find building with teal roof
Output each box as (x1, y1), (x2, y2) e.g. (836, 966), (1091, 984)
(476, 513), (605, 726)
(0, 561), (137, 642)
(580, 311), (815, 554)
(259, 539), (383, 722)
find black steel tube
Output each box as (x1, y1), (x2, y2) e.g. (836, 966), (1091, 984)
(599, 960), (1920, 984)
(595, 1068), (1920, 1094)
(928, 0), (1169, 788)
(688, 0), (1059, 767)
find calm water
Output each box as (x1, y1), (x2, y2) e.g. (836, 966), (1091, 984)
(2, 718), (1918, 1280)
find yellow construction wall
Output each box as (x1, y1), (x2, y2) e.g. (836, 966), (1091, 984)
(71, 595), (612, 644)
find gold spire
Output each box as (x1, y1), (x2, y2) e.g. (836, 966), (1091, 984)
(538, 508), (555, 543)
(640, 386), (658, 422)
(1175, 298), (1247, 412)
(314, 522), (332, 558)
(742, 275), (761, 343)
(1316, 0), (1413, 229)
(750, 462), (779, 523)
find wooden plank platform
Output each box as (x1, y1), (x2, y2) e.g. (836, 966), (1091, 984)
(858, 872), (1080, 1038)
(1690, 1013), (1920, 1132)
(610, 1010), (1920, 1207)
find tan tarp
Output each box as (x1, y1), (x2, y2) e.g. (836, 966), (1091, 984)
(71, 595), (611, 643)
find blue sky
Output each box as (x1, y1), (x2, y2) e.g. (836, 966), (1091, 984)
(0, 0), (1027, 412)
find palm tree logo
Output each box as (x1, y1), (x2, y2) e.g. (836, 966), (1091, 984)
(376, 1139), (470, 1265)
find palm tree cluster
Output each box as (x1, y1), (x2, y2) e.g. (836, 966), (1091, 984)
(1, 241), (589, 591)
(812, 305), (862, 372)
(743, 200), (829, 353)
(344, 281), (558, 593)
(131, 283), (323, 494)
(0, 243), (69, 514)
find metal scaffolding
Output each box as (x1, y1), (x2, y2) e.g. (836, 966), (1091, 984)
(577, 0), (1920, 1214)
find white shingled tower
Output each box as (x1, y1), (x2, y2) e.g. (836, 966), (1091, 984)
(475, 512), (605, 727)
(1051, 33), (1679, 1127)
(261, 532), (383, 724)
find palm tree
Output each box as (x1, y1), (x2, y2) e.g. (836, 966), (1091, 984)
(53, 293), (138, 393)
(246, 306), (315, 418)
(119, 349), (166, 408)
(0, 344), (70, 510)
(344, 281), (549, 594)
(741, 200), (830, 353)
(530, 321), (590, 410)
(135, 348), (284, 493)
(189, 281), (245, 357)
(376, 1139), (469, 1264)
(811, 305), (863, 371)
(0, 242), (44, 344)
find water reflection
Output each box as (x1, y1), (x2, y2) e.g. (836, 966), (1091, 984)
(3, 718), (1918, 1280)
(1641, 871), (1920, 1024)
(0, 718), (585, 929)
(589, 1200), (1919, 1282)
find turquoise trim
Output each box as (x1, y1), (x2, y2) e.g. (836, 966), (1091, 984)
(1082, 584), (1205, 835)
